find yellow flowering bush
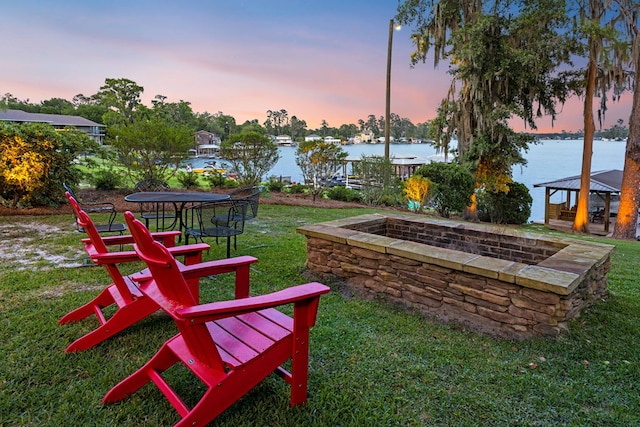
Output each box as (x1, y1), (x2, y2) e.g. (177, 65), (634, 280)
(0, 122), (92, 207)
(403, 175), (430, 212)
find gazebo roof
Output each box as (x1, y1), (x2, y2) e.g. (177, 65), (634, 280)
(533, 169), (622, 193)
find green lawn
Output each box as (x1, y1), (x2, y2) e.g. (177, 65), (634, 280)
(1, 205), (639, 426)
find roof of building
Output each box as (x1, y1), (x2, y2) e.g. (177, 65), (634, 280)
(533, 169), (623, 193)
(345, 153), (434, 166)
(0, 109), (104, 127)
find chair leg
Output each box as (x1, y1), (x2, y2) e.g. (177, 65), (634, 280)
(59, 285), (116, 324)
(226, 237), (231, 258)
(103, 337), (181, 404)
(289, 327), (311, 406)
(63, 295), (159, 353)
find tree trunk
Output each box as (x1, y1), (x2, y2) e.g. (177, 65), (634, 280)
(573, 55), (597, 233)
(612, 49), (640, 239)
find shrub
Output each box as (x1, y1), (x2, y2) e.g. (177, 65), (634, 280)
(204, 171), (227, 189)
(351, 155), (402, 206)
(0, 122), (94, 207)
(379, 194), (402, 207)
(176, 171), (200, 189)
(266, 179), (285, 193)
(415, 162), (475, 218)
(285, 183), (308, 194)
(477, 181), (532, 224)
(108, 118), (193, 186)
(326, 186), (361, 202)
(221, 132), (280, 186)
(295, 140), (348, 202)
(223, 178), (239, 188)
(91, 170), (121, 190)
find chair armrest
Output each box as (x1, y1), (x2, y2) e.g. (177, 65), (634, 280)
(167, 243), (210, 266)
(89, 242), (209, 267)
(90, 250), (140, 264)
(82, 231), (181, 248)
(176, 282), (330, 324)
(178, 255), (258, 280)
(180, 255), (258, 298)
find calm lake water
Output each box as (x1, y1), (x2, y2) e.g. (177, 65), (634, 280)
(191, 139), (627, 223)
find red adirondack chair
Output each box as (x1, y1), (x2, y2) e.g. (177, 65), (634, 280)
(60, 192), (214, 353)
(103, 211), (330, 427)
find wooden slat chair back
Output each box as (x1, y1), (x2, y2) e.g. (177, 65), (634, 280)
(103, 212), (330, 426)
(60, 192), (210, 353)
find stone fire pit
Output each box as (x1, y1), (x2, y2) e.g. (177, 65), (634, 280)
(297, 214), (614, 339)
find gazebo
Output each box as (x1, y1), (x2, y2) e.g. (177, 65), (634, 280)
(533, 169), (622, 233)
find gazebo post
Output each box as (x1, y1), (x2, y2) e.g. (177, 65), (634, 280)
(544, 188), (551, 225)
(604, 192), (611, 233)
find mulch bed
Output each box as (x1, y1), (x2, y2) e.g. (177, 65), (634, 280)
(0, 188), (367, 216)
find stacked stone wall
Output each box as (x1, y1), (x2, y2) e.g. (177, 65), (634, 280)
(305, 236), (609, 339)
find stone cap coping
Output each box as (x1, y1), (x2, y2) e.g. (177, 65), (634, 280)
(297, 214), (615, 296)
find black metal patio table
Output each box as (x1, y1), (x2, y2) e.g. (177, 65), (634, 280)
(124, 191), (230, 236)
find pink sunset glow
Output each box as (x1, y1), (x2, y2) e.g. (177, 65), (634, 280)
(1, 1), (632, 133)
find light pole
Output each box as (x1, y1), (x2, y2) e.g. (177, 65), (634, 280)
(384, 19), (400, 159)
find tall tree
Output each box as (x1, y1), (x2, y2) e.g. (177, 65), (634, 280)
(397, 0), (573, 216)
(320, 120), (329, 136)
(149, 95), (197, 128)
(39, 98), (74, 115)
(569, 0), (638, 233)
(289, 115), (307, 141)
(97, 78), (143, 126)
(570, 0), (633, 233)
(264, 109), (289, 135)
(611, 0), (640, 239)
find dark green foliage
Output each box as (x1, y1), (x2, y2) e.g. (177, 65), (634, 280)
(90, 170), (122, 190)
(286, 183), (307, 194)
(176, 171), (200, 189)
(204, 171), (227, 188)
(415, 162), (475, 217)
(477, 181), (532, 224)
(326, 186), (361, 202)
(222, 178), (239, 189)
(265, 179), (284, 193)
(379, 193), (402, 207)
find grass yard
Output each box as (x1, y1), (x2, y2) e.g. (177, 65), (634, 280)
(1, 205), (639, 426)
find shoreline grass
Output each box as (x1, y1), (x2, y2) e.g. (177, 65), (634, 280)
(1, 205), (639, 426)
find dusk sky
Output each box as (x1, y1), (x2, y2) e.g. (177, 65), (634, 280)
(1, 0), (633, 133)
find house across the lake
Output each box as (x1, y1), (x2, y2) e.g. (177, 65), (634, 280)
(275, 135), (295, 146)
(0, 109), (105, 144)
(193, 130), (221, 157)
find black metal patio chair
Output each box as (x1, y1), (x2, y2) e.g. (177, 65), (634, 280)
(185, 199), (249, 258)
(133, 178), (177, 231)
(63, 183), (126, 234)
